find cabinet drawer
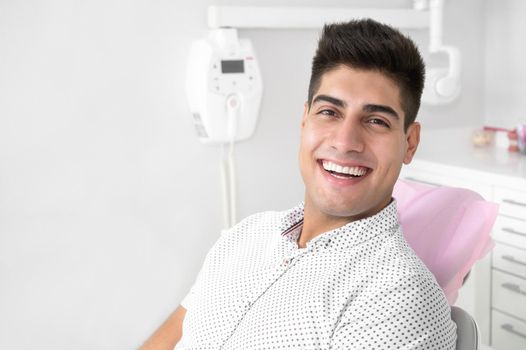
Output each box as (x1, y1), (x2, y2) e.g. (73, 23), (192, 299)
(493, 216), (526, 249)
(492, 270), (526, 319)
(494, 187), (526, 219)
(492, 310), (526, 350)
(493, 243), (526, 278)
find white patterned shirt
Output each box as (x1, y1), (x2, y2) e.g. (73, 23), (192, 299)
(177, 201), (456, 349)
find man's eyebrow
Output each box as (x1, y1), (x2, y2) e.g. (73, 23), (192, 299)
(312, 94), (347, 108)
(312, 95), (400, 119)
(363, 104), (399, 119)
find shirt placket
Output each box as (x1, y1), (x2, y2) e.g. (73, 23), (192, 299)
(220, 237), (311, 349)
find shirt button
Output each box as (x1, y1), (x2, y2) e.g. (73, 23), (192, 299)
(281, 258), (289, 266)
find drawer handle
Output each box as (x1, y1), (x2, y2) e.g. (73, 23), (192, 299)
(402, 177), (441, 187)
(502, 282), (526, 296)
(502, 227), (526, 237)
(501, 324), (526, 339)
(503, 199), (526, 208)
(502, 255), (526, 266)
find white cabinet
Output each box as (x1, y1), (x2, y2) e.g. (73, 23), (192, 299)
(491, 186), (526, 350)
(494, 186), (526, 219)
(400, 158), (526, 349)
(493, 244), (526, 277)
(493, 216), (526, 249)
(492, 311), (526, 350)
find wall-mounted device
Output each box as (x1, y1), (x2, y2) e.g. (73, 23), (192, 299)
(186, 28), (263, 228)
(186, 28), (263, 144)
(208, 0), (461, 106)
(421, 0), (462, 105)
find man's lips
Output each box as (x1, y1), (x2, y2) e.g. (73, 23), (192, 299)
(321, 160), (369, 177)
(318, 159), (371, 179)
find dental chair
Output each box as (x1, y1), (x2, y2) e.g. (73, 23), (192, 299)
(393, 179), (498, 304)
(451, 306), (479, 350)
(393, 179), (498, 349)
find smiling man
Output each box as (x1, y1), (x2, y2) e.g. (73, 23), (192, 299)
(298, 66), (420, 248)
(142, 19), (456, 350)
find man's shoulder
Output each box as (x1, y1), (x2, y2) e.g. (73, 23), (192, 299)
(235, 209), (285, 230)
(370, 226), (441, 289)
(225, 204), (303, 238)
(348, 227), (452, 320)
(205, 207), (300, 265)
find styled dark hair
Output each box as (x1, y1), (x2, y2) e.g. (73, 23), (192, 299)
(308, 19), (425, 129)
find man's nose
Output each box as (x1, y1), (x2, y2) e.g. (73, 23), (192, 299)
(329, 118), (365, 154)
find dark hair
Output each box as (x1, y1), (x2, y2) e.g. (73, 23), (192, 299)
(308, 19), (425, 129)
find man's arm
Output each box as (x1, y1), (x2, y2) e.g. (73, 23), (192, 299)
(140, 305), (186, 350)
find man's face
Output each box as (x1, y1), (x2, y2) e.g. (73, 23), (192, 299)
(299, 65), (420, 223)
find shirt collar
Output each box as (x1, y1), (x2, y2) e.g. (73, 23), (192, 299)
(279, 200), (400, 251)
(279, 202), (305, 235)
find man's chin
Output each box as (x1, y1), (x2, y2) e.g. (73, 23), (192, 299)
(312, 200), (366, 220)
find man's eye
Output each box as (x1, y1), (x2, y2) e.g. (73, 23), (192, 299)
(319, 109), (337, 117)
(368, 118), (390, 128)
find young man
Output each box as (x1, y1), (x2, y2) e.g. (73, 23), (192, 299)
(142, 19), (456, 349)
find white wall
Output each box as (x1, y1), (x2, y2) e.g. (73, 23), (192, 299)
(0, 0), (485, 349)
(484, 0), (526, 129)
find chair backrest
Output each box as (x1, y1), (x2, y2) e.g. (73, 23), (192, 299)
(451, 306), (479, 350)
(393, 179), (498, 304)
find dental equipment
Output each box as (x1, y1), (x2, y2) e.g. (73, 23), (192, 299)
(421, 0), (462, 104)
(186, 28), (263, 228)
(208, 0), (461, 105)
(186, 29), (263, 145)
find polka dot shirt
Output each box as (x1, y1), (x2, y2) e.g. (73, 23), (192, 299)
(177, 201), (457, 349)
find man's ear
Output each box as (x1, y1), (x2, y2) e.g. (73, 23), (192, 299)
(403, 122), (420, 164)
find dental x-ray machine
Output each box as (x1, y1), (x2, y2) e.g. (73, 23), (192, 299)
(186, 0), (460, 229)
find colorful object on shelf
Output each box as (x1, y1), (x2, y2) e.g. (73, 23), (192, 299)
(482, 126), (510, 149)
(471, 129), (492, 147)
(508, 129), (519, 153)
(517, 124), (526, 154)
(481, 125), (526, 154)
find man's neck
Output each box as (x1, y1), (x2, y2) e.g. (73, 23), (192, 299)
(298, 205), (353, 249)
(298, 198), (393, 248)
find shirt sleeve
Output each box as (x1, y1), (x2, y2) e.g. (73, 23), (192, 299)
(180, 274), (199, 310)
(330, 274), (457, 350)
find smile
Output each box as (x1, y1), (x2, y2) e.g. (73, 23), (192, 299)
(321, 160), (369, 179)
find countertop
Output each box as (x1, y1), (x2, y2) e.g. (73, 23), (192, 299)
(412, 127), (526, 182)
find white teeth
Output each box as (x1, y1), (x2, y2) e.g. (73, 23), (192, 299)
(322, 160), (368, 176)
